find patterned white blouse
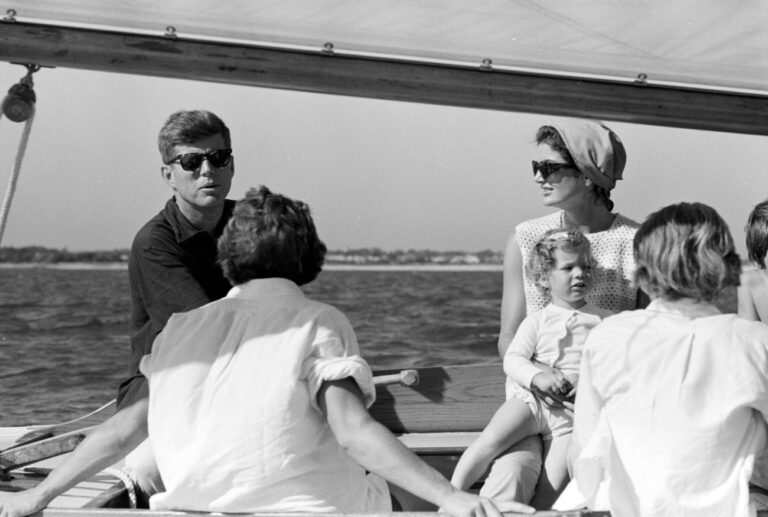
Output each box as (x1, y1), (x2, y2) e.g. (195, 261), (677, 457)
(514, 211), (640, 314)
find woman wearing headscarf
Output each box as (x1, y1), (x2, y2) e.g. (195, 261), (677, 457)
(486, 119), (645, 508)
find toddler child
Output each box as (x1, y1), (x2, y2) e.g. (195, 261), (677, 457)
(451, 229), (612, 507)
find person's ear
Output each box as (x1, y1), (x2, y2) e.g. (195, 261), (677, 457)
(583, 176), (594, 188)
(538, 275), (550, 290)
(161, 165), (175, 188)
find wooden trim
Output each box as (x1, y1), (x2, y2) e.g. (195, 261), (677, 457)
(38, 509), (613, 517)
(1, 21), (767, 135)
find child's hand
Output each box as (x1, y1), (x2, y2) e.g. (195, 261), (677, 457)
(531, 370), (575, 408)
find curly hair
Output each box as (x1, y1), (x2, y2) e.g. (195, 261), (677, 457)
(746, 199), (768, 269)
(633, 202), (741, 302)
(526, 228), (593, 292)
(158, 110), (232, 164)
(535, 125), (614, 212)
(217, 186), (326, 286)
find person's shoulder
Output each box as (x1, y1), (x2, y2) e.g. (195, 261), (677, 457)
(131, 200), (177, 251)
(586, 308), (647, 338)
(301, 295), (353, 326)
(741, 265), (768, 288)
(612, 213), (641, 230)
(515, 211), (562, 239)
(724, 313), (768, 335)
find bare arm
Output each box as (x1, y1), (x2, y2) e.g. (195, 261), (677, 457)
(498, 233), (527, 357)
(319, 378), (534, 517)
(0, 395), (149, 517)
(738, 271), (759, 321)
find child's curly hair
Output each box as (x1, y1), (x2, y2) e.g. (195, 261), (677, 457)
(526, 229), (593, 292)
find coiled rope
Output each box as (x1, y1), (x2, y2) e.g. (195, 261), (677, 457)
(0, 109), (35, 246)
(104, 466), (139, 508)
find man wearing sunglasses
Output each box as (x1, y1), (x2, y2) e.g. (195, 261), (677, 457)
(116, 110), (236, 502)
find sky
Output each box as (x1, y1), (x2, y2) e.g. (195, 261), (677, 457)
(0, 62), (766, 257)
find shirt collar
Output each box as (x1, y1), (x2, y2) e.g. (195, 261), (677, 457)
(646, 297), (722, 318)
(164, 198), (234, 243)
(226, 277), (305, 299)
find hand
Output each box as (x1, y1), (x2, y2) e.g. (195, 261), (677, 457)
(0, 489), (47, 517)
(530, 369), (575, 410)
(439, 490), (534, 517)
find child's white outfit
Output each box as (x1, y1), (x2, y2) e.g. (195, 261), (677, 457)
(503, 302), (612, 439)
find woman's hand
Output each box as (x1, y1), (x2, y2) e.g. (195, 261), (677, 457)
(0, 489), (47, 517)
(439, 490), (534, 517)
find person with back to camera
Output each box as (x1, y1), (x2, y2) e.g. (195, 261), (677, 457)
(0, 186), (535, 517)
(565, 201), (768, 516)
(488, 119), (646, 507)
(451, 229), (612, 503)
(737, 199), (768, 499)
(118, 109), (237, 500)
(738, 199), (768, 322)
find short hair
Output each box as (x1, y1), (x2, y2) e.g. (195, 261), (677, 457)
(535, 125), (614, 212)
(745, 199), (768, 269)
(217, 186), (326, 286)
(526, 229), (593, 292)
(633, 202), (741, 302)
(158, 110), (232, 164)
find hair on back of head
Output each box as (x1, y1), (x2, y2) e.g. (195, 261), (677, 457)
(633, 202), (741, 302)
(217, 186), (326, 286)
(746, 199), (768, 269)
(158, 110), (232, 164)
(526, 229), (592, 292)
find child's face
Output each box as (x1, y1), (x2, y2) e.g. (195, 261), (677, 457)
(542, 248), (593, 308)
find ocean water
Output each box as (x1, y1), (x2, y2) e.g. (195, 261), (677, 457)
(0, 266), (738, 427)
(0, 266), (503, 426)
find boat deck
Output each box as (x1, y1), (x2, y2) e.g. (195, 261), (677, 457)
(2, 364), (766, 516)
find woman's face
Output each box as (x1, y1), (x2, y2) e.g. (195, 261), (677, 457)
(533, 144), (587, 209)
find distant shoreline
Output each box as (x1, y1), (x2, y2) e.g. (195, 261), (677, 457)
(0, 262), (503, 272)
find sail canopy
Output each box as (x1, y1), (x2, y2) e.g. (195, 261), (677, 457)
(2, 1), (767, 133)
(7, 0), (767, 93)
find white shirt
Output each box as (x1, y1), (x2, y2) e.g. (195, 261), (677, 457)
(139, 278), (388, 513)
(504, 302), (611, 397)
(572, 298), (768, 517)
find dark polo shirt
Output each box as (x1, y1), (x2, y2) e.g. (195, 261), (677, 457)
(117, 198), (235, 408)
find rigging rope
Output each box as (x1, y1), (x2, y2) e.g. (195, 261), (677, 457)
(104, 466), (139, 509)
(0, 109), (35, 246)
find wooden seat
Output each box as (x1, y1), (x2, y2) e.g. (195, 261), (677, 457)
(370, 363), (506, 497)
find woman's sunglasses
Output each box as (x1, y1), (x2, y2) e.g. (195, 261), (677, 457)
(168, 148), (233, 171)
(531, 160), (575, 181)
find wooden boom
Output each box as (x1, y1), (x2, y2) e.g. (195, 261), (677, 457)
(1, 21), (767, 135)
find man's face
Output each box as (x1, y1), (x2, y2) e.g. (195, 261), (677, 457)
(162, 133), (234, 216)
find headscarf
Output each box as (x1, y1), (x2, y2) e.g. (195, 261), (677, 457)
(550, 120), (627, 191)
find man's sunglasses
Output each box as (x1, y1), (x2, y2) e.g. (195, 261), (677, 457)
(168, 148), (233, 171)
(531, 160), (575, 181)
